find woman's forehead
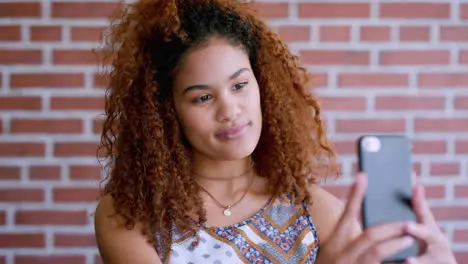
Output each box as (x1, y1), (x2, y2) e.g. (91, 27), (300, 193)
(173, 38), (251, 90)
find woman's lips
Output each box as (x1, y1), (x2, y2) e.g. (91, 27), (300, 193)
(215, 121), (251, 140)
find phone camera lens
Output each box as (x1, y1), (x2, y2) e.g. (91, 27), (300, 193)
(362, 137), (381, 152)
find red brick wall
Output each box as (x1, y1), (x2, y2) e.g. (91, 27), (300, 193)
(1, 1), (467, 263)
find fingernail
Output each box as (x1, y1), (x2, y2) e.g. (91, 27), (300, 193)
(403, 236), (414, 246)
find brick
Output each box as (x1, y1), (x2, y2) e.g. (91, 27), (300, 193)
(278, 26), (310, 42)
(360, 26), (391, 42)
(50, 97), (104, 110)
(0, 166), (21, 180)
(52, 2), (122, 19)
(0, 26), (21, 41)
(71, 26), (105, 42)
(70, 165), (102, 180)
(54, 142), (99, 157)
(93, 119), (104, 134)
(441, 26), (468, 42)
(53, 187), (100, 202)
(455, 96), (468, 110)
(455, 185), (468, 198)
(423, 185), (445, 199)
(399, 26), (430, 42)
(299, 3), (370, 18)
(0, 2), (41, 18)
(415, 118), (468, 132)
(253, 2), (289, 18)
(15, 210), (88, 225)
(430, 162), (460, 176)
(0, 96), (42, 111)
(337, 73), (408, 87)
(379, 50), (450, 66)
(460, 50), (468, 64)
(0, 188), (44, 202)
(29, 165), (61, 180)
(0, 49), (42, 65)
(331, 140), (355, 155)
(380, 3), (450, 19)
(11, 119), (83, 134)
(300, 50), (370, 66)
(454, 228), (468, 242)
(53, 49), (105, 65)
(54, 233), (96, 247)
(0, 142), (45, 157)
(10, 73), (84, 88)
(0, 211), (5, 225)
(93, 72), (110, 89)
(317, 96), (366, 111)
(412, 140), (447, 154)
(456, 140), (468, 154)
(336, 118), (405, 133)
(455, 252), (468, 264)
(432, 206), (468, 220)
(319, 26), (350, 42)
(309, 73), (328, 88)
(418, 73), (468, 88)
(30, 26), (62, 42)
(0, 233), (44, 248)
(461, 4), (468, 20)
(15, 255), (85, 264)
(375, 96), (445, 110)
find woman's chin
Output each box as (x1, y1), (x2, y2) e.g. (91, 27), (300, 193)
(211, 140), (259, 161)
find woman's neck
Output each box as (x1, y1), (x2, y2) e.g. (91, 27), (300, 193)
(192, 154), (255, 197)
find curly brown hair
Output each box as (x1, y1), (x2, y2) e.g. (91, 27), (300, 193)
(98, 0), (339, 260)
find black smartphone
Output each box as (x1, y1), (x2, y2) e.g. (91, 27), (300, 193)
(357, 135), (419, 263)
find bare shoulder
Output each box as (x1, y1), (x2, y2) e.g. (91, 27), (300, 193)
(94, 194), (162, 264)
(306, 184), (362, 243)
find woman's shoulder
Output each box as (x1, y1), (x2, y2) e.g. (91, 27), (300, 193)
(94, 194), (163, 264)
(305, 184), (362, 244)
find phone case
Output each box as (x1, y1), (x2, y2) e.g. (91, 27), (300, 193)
(357, 135), (419, 263)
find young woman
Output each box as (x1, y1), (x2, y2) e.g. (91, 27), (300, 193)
(94, 0), (457, 263)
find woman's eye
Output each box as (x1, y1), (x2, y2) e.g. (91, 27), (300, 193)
(233, 82), (248, 90)
(194, 94), (212, 103)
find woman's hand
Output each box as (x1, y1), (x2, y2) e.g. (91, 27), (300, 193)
(404, 184), (457, 264)
(316, 174), (415, 264)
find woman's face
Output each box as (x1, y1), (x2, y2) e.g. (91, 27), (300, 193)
(172, 36), (262, 161)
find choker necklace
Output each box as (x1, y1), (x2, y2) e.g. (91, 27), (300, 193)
(194, 168), (255, 217)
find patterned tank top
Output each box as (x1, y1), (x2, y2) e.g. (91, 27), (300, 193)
(157, 194), (319, 264)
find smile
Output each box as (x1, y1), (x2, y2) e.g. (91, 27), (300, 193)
(215, 121), (252, 140)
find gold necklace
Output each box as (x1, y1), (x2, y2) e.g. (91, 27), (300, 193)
(194, 168), (255, 217)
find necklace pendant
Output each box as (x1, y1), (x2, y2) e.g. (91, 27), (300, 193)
(223, 207), (232, 216)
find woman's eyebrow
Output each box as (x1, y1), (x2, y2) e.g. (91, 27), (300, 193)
(182, 67), (250, 94)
